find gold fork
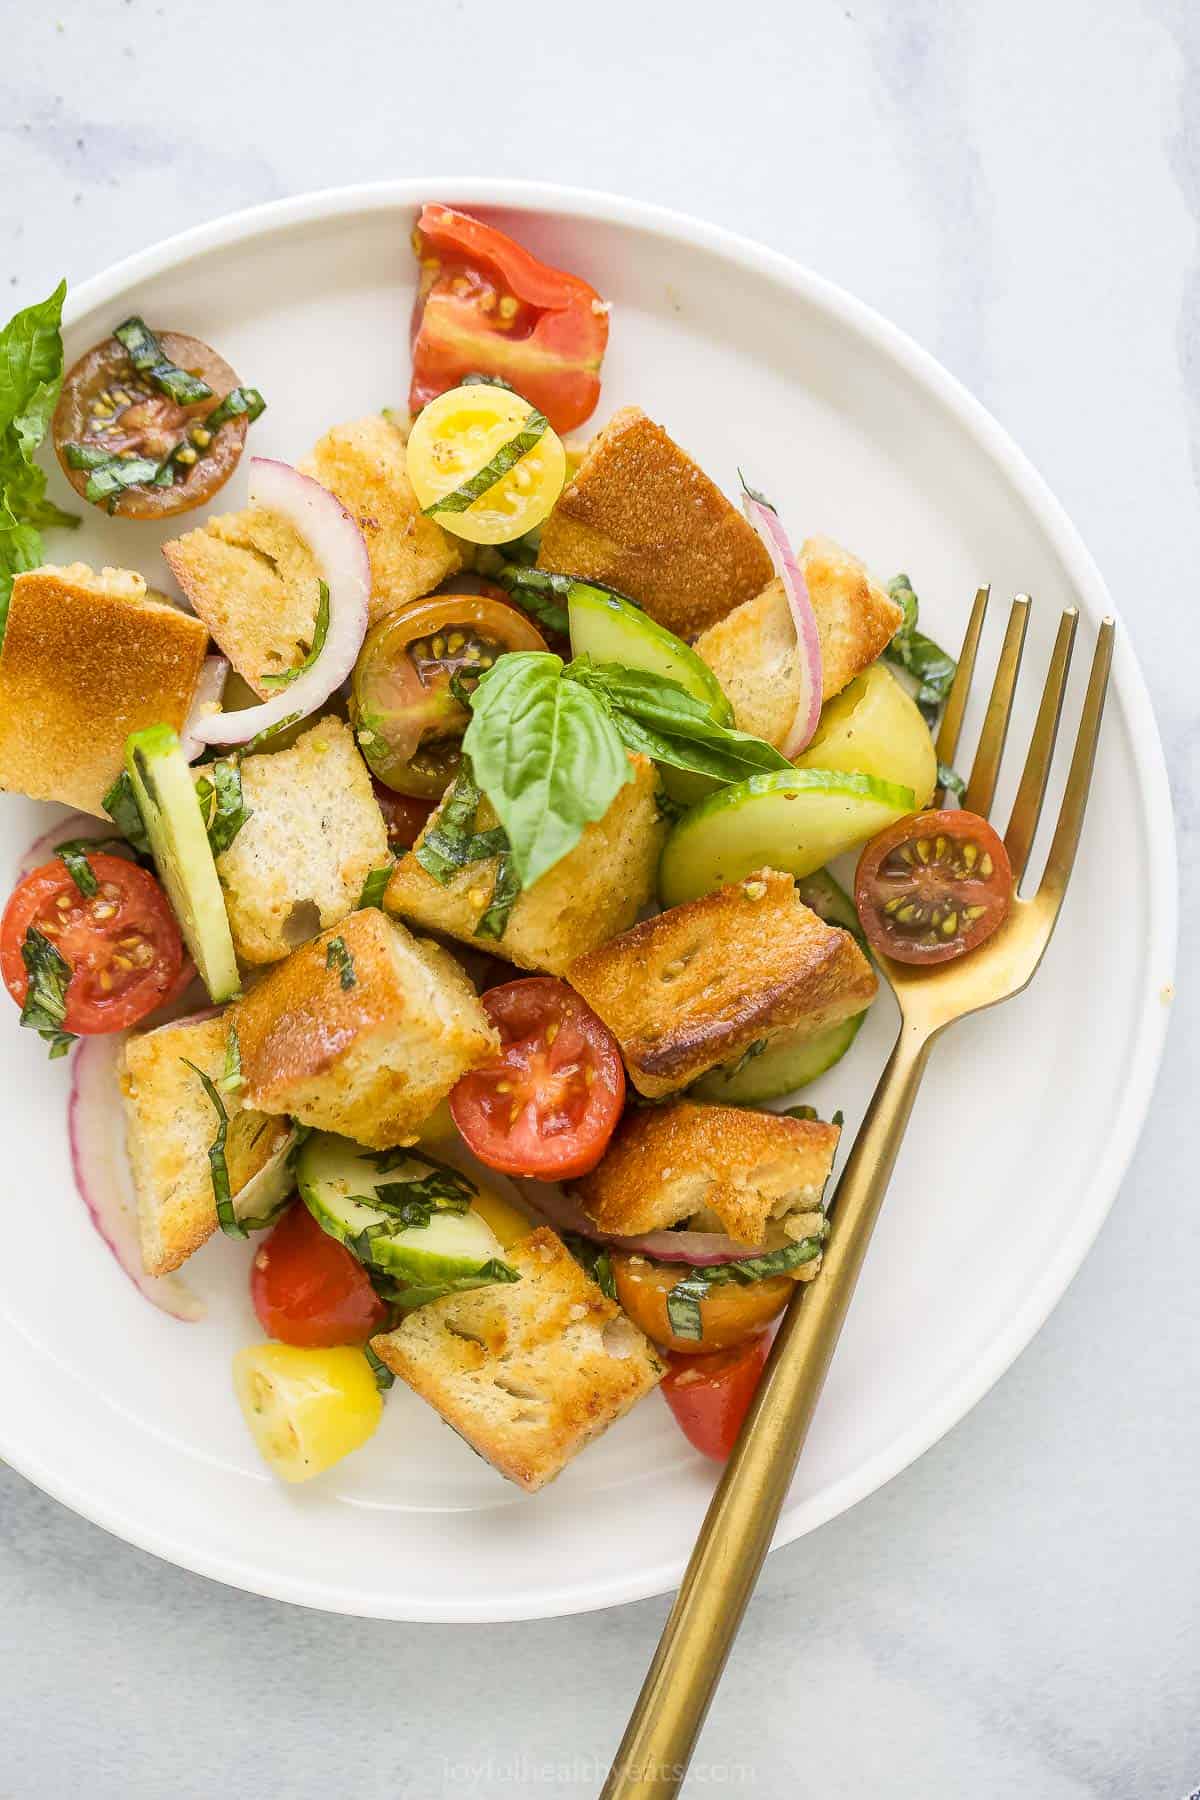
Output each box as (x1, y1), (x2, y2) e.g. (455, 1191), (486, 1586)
(600, 593), (1115, 1800)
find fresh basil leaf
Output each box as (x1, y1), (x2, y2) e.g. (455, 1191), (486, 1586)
(474, 851), (521, 941)
(0, 281), (78, 642)
(413, 765), (508, 884)
(219, 1023), (244, 1094)
(18, 925), (77, 1058)
(365, 1179), (473, 1230)
(364, 1343), (396, 1391)
(56, 844), (98, 896)
(194, 757), (250, 855)
(463, 652), (632, 889)
(938, 762), (967, 800)
(364, 1147), (476, 1199)
(202, 386), (266, 432)
(357, 864), (393, 910)
(259, 579), (329, 690)
(703, 1237), (825, 1286)
(85, 455), (163, 508)
(884, 574), (957, 727)
(565, 658), (791, 783)
(422, 409), (549, 516)
(325, 935), (356, 990)
(180, 1057), (245, 1239)
(113, 316), (214, 406)
(391, 1258), (520, 1312)
(102, 770), (152, 856)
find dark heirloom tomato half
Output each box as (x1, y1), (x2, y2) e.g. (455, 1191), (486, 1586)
(371, 780), (436, 853)
(52, 329), (249, 519)
(351, 593), (547, 799)
(855, 808), (1014, 966)
(0, 854), (184, 1033)
(449, 977), (625, 1180)
(251, 1202), (388, 1348)
(409, 203), (610, 434)
(661, 1335), (772, 1461)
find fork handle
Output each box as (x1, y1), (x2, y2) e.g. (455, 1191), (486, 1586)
(600, 1021), (935, 1800)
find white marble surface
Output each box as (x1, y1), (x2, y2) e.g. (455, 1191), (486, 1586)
(2, 0), (1197, 1794)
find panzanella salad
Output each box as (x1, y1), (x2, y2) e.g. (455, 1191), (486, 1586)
(0, 207), (1009, 1486)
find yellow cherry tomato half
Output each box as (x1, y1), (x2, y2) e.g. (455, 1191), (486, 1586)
(406, 382), (566, 545)
(233, 1342), (383, 1483)
(468, 1183), (534, 1251)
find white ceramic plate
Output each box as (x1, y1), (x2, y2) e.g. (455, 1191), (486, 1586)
(0, 182), (1175, 1621)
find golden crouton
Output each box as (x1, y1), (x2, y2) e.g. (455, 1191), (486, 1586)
(119, 1014), (292, 1276)
(233, 909), (498, 1147)
(536, 407), (772, 639)
(298, 414), (461, 619)
(371, 1228), (664, 1492)
(162, 505), (324, 697)
(567, 868), (876, 1097)
(210, 718), (388, 965)
(575, 1102), (839, 1247)
(384, 755), (665, 976)
(693, 539), (905, 744)
(0, 564), (208, 815)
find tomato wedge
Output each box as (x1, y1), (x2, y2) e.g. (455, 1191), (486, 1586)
(1, 854), (184, 1034)
(251, 1202), (388, 1348)
(855, 808), (1013, 965)
(449, 977), (625, 1179)
(351, 592), (547, 798)
(661, 1335), (772, 1461)
(409, 204), (609, 434)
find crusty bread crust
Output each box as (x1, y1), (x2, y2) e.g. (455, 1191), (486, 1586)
(371, 1228), (664, 1491)
(234, 909), (497, 1146)
(119, 1013), (290, 1276)
(575, 1102), (839, 1245)
(693, 539), (905, 745)
(298, 414), (461, 621)
(0, 565), (208, 815)
(567, 868), (877, 1097)
(384, 754), (664, 975)
(536, 407), (772, 639)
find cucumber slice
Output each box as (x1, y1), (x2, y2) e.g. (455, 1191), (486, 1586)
(124, 723), (240, 1002)
(567, 584), (733, 723)
(297, 1132), (506, 1282)
(794, 867), (868, 948)
(658, 768), (916, 907)
(691, 1012), (864, 1103)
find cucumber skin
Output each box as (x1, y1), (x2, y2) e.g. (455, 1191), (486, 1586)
(691, 1012), (865, 1104)
(567, 585), (733, 723)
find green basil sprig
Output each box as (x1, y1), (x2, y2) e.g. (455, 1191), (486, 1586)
(884, 573), (958, 728)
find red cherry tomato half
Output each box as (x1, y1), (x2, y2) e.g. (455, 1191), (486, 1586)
(855, 808), (1014, 966)
(449, 977), (625, 1180)
(409, 204), (610, 435)
(661, 1334), (772, 1462)
(1, 854), (184, 1034)
(251, 1202), (388, 1348)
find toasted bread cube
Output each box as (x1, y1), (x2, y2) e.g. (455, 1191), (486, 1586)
(233, 909), (497, 1147)
(210, 718), (388, 965)
(568, 868), (877, 1097)
(576, 1102), (839, 1247)
(536, 407), (772, 639)
(162, 505), (324, 698)
(298, 414), (461, 620)
(0, 564), (208, 815)
(694, 539), (905, 744)
(119, 1013), (292, 1276)
(384, 754), (665, 976)
(371, 1228), (664, 1491)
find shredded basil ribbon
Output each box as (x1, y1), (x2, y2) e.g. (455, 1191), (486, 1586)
(219, 1024), (245, 1094)
(260, 580), (330, 691)
(194, 758), (250, 855)
(412, 763), (518, 942)
(664, 1236), (827, 1341)
(357, 864), (393, 910)
(325, 935), (356, 989)
(884, 574), (958, 728)
(113, 317), (214, 406)
(422, 408), (550, 516)
(19, 926), (76, 1058)
(364, 1344), (396, 1391)
(181, 1058), (245, 1239)
(56, 844), (98, 896)
(102, 771), (152, 855)
(390, 1259), (520, 1313)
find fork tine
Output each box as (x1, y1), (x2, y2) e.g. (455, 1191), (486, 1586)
(934, 585), (989, 799)
(963, 596), (1031, 817)
(1037, 619), (1115, 908)
(1004, 608), (1078, 881)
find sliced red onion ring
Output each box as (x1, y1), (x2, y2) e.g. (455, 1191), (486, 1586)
(16, 811), (111, 880)
(519, 1181), (760, 1266)
(181, 656), (229, 761)
(190, 458), (370, 748)
(68, 1034), (206, 1322)
(741, 484), (823, 757)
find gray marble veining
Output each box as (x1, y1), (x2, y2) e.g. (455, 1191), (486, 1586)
(1, 1), (1197, 1795)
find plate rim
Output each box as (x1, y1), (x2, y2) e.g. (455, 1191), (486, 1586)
(2, 178), (1177, 1620)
